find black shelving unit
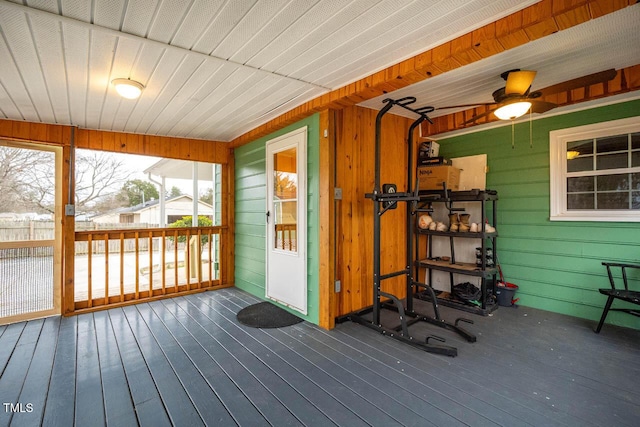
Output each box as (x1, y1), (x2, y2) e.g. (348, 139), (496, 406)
(413, 189), (499, 316)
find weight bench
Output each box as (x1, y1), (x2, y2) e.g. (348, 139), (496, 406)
(595, 262), (640, 333)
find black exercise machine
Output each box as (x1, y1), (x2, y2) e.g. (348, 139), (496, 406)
(336, 97), (476, 357)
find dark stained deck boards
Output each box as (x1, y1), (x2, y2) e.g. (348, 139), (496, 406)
(210, 293), (445, 426)
(0, 319), (44, 427)
(174, 295), (339, 426)
(11, 316), (59, 427)
(75, 313), (106, 427)
(147, 300), (267, 425)
(134, 303), (235, 425)
(159, 297), (303, 426)
(108, 307), (171, 427)
(193, 294), (402, 427)
(0, 322), (26, 380)
(0, 287), (639, 427)
(93, 311), (137, 427)
(219, 292), (516, 427)
(42, 316), (76, 427)
(121, 305), (205, 427)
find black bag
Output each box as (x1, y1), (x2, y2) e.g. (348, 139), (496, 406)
(453, 282), (481, 303)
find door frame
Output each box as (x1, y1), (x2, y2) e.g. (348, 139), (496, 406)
(265, 127), (307, 314)
(0, 140), (62, 324)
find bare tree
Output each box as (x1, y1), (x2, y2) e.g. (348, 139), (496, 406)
(0, 146), (52, 213)
(73, 151), (132, 214)
(1, 146), (132, 215)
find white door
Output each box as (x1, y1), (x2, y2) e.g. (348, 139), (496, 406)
(266, 127), (307, 314)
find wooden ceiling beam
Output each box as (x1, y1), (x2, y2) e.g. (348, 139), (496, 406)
(0, 120), (229, 164)
(229, 0), (634, 149)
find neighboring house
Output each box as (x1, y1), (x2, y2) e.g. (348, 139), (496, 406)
(92, 195), (213, 226)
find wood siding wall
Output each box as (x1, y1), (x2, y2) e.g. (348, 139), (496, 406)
(334, 106), (415, 316)
(436, 99), (640, 329)
(233, 114), (321, 324)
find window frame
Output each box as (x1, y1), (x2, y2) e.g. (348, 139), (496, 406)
(549, 116), (640, 222)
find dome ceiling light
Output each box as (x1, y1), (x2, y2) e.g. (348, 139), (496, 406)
(111, 78), (144, 99)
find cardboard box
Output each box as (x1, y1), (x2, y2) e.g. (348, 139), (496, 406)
(417, 165), (460, 191)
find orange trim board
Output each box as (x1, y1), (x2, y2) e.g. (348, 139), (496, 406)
(0, 120), (230, 164)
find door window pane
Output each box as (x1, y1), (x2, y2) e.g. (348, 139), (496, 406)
(272, 147), (297, 252)
(273, 201), (297, 251)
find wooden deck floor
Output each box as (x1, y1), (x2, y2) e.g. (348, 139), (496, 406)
(0, 288), (639, 426)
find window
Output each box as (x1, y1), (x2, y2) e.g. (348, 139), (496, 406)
(550, 116), (640, 222)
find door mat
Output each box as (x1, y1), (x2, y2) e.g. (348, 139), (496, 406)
(236, 301), (303, 328)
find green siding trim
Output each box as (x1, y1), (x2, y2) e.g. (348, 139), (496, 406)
(438, 99), (640, 330)
(234, 114), (320, 325)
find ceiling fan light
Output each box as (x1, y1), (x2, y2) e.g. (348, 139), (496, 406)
(112, 78), (144, 99)
(567, 150), (580, 160)
(494, 101), (531, 120)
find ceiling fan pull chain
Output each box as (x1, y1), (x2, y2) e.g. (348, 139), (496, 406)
(530, 109), (533, 148)
(511, 120), (515, 149)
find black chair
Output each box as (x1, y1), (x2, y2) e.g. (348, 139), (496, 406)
(595, 262), (640, 333)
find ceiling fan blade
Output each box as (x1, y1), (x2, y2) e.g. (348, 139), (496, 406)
(530, 100), (557, 114)
(462, 109), (495, 125)
(436, 102), (495, 110)
(537, 68), (617, 97)
(505, 70), (537, 95)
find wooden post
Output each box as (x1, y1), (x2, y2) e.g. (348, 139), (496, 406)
(161, 230), (166, 294)
(318, 109), (337, 330)
(62, 144), (75, 315)
(119, 232), (124, 302)
(221, 152), (235, 286)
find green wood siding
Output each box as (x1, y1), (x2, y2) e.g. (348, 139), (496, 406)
(234, 115), (320, 324)
(438, 100), (640, 329)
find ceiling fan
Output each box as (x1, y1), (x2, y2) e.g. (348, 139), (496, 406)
(436, 68), (618, 124)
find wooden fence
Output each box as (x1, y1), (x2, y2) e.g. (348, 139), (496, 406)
(0, 220), (158, 254)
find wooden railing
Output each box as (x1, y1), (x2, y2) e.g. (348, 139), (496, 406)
(275, 224), (297, 251)
(74, 226), (226, 310)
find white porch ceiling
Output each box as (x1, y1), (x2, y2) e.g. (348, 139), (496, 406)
(0, 0), (539, 142)
(359, 6), (640, 120)
(144, 158), (215, 181)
